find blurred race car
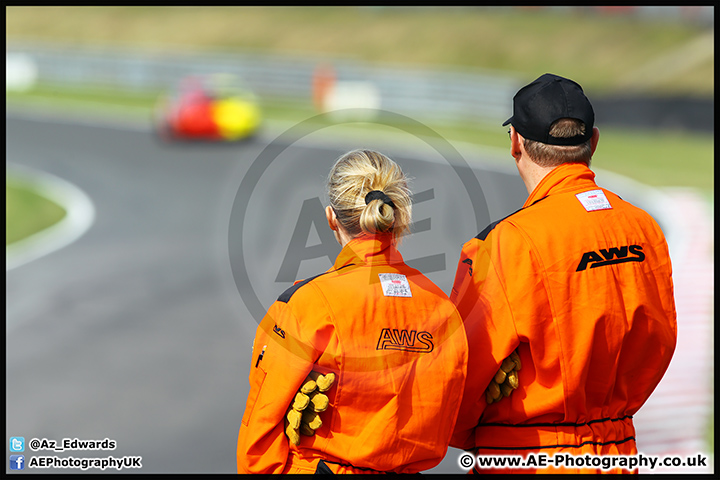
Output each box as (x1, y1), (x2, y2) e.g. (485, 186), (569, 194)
(154, 74), (261, 141)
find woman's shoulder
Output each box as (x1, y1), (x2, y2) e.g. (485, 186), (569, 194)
(275, 263), (360, 305)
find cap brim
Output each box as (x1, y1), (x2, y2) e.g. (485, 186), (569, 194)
(502, 117), (512, 126)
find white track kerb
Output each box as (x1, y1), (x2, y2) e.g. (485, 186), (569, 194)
(6, 163), (96, 271)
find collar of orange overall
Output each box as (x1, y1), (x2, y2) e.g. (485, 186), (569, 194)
(524, 162), (599, 208)
(332, 234), (405, 270)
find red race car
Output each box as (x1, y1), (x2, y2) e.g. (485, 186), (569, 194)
(154, 74), (262, 141)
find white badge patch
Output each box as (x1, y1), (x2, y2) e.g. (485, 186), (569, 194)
(379, 273), (412, 298)
(576, 189), (612, 212)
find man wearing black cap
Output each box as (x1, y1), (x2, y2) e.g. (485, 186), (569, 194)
(448, 74), (677, 473)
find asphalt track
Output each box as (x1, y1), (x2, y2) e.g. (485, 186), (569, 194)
(5, 111), (712, 474)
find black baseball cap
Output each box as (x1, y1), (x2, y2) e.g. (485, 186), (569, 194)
(503, 73), (594, 146)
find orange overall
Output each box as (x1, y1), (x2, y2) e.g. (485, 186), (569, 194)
(450, 163), (677, 474)
(237, 235), (468, 474)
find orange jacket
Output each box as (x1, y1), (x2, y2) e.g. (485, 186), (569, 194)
(449, 163), (677, 473)
(237, 235), (468, 474)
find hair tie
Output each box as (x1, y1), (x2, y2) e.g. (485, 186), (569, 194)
(365, 190), (395, 209)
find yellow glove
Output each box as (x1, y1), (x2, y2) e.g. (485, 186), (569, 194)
(285, 419), (301, 446)
(291, 391), (310, 411)
(285, 371), (336, 445)
(308, 390), (330, 412)
(485, 350), (521, 405)
(302, 409), (323, 430)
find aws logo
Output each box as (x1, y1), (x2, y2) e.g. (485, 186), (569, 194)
(576, 244), (645, 272)
(376, 328), (434, 353)
(273, 324), (286, 339)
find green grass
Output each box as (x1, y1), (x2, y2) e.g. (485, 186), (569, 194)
(7, 83), (162, 109)
(6, 177), (67, 245)
(592, 128), (714, 191)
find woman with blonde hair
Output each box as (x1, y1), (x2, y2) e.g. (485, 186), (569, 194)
(237, 149), (468, 474)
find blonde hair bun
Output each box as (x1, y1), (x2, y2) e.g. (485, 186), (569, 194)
(327, 149), (412, 243)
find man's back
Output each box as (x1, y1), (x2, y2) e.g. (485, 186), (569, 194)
(450, 163), (677, 459)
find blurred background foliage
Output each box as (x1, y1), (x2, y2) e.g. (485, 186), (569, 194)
(6, 6), (713, 96)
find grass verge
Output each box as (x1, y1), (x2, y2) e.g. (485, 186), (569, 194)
(6, 176), (67, 246)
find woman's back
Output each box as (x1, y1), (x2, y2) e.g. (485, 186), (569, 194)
(237, 149), (468, 474)
(279, 235), (467, 473)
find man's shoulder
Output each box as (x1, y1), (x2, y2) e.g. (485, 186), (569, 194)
(473, 196), (552, 242)
(474, 207), (526, 241)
